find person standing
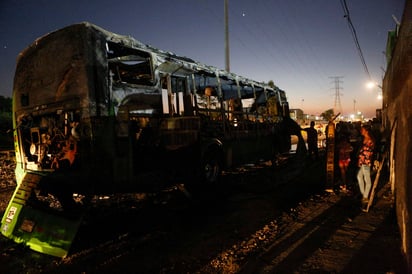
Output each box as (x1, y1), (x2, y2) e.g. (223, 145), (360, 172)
(357, 125), (375, 210)
(304, 121), (319, 160)
(337, 134), (353, 192)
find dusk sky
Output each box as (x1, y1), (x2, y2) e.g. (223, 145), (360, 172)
(0, 0), (405, 118)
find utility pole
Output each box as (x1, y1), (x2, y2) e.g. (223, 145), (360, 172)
(224, 0), (230, 72)
(329, 76), (344, 115)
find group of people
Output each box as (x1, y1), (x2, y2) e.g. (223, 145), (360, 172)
(303, 120), (378, 212)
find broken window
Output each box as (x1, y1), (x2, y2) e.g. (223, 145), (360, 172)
(107, 42), (154, 86)
(194, 74), (222, 118)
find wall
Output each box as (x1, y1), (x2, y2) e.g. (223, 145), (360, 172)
(382, 0), (412, 271)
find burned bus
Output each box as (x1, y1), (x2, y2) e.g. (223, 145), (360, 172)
(1, 22), (293, 257)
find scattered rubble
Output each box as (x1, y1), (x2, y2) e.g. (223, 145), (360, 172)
(200, 194), (337, 273)
(0, 156), (16, 189)
(0, 154), (406, 273)
(0, 155), (16, 212)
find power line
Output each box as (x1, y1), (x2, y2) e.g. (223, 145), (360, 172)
(340, 0), (371, 80)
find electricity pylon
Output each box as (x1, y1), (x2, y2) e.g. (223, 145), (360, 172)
(330, 76), (343, 115)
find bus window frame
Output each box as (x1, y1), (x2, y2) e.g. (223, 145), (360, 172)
(107, 42), (154, 86)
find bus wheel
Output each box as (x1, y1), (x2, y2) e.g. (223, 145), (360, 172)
(201, 150), (221, 185)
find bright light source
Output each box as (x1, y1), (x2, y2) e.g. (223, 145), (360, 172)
(366, 81), (382, 90)
(366, 81), (375, 89)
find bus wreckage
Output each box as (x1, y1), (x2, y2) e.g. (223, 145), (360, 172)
(1, 22), (298, 257)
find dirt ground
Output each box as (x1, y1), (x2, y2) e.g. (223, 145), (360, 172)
(0, 153), (408, 273)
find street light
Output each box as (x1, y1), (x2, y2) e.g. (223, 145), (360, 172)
(366, 81), (382, 90)
(366, 81), (383, 100)
(366, 81), (375, 89)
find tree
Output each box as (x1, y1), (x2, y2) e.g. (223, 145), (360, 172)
(0, 95), (13, 150)
(321, 108), (335, 121)
(0, 96), (12, 113)
(267, 80), (278, 89)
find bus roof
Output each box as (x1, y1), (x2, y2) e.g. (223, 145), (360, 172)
(79, 22), (283, 93)
(20, 22), (286, 96)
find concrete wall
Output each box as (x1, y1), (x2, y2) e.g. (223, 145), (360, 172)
(382, 0), (412, 271)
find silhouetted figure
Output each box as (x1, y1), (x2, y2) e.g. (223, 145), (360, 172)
(337, 134), (353, 192)
(304, 121), (319, 160)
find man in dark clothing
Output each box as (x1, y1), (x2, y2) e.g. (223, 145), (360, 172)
(304, 121), (319, 160)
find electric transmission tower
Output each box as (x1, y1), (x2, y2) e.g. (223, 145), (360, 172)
(329, 76), (344, 115)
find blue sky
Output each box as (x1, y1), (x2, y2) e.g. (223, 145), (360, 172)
(0, 0), (405, 117)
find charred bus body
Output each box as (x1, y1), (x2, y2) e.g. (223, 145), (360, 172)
(1, 22), (293, 256)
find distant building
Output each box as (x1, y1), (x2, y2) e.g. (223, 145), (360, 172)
(289, 109), (304, 121)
